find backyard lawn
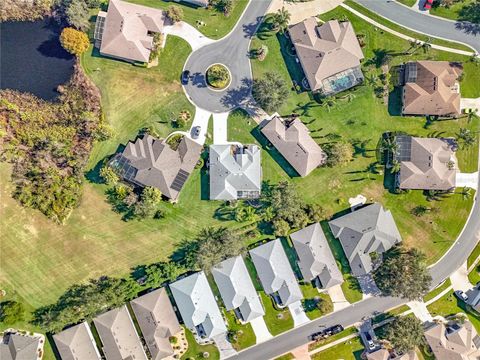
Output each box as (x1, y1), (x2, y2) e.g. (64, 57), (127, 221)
(127, 0), (248, 39)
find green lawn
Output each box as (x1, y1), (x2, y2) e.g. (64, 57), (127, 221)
(127, 0), (248, 39)
(423, 279), (452, 303)
(181, 328), (220, 360)
(275, 353), (295, 360)
(371, 304), (410, 324)
(396, 0), (417, 7)
(300, 284), (334, 320)
(344, 0), (474, 53)
(468, 265), (480, 285)
(311, 336), (364, 360)
(427, 290), (480, 332)
(429, 0), (475, 21)
(468, 243), (480, 268)
(308, 326), (359, 351)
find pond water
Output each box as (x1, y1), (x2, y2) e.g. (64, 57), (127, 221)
(0, 18), (75, 101)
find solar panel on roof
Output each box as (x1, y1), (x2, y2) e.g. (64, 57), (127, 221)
(94, 16), (106, 41)
(171, 169), (190, 192)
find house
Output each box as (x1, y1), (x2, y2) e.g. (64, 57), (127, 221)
(394, 135), (458, 190)
(367, 348), (418, 360)
(249, 239), (303, 307)
(109, 134), (202, 201)
(290, 223), (343, 289)
(53, 322), (101, 360)
(130, 288), (182, 360)
(170, 272), (227, 340)
(261, 115), (327, 177)
(209, 144), (262, 200)
(466, 284), (480, 313)
(94, 0), (165, 63)
(289, 18), (364, 95)
(401, 61), (462, 117)
(93, 305), (147, 360)
(173, 0), (209, 7)
(0, 331), (43, 360)
(328, 203), (402, 277)
(212, 256), (265, 323)
(424, 320), (480, 360)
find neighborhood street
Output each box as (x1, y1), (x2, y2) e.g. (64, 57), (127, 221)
(355, 0), (480, 53)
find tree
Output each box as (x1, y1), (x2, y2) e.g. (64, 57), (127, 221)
(411, 205), (430, 217)
(133, 186), (162, 219)
(373, 246), (431, 300)
(100, 165), (119, 186)
(461, 186), (473, 200)
(267, 181), (306, 225)
(65, 0), (90, 31)
(60, 27), (89, 56)
(457, 128), (476, 148)
(458, 0), (480, 24)
(325, 142), (354, 167)
(166, 5), (183, 23)
(320, 97), (338, 112)
(0, 301), (25, 324)
(252, 72), (289, 113)
(391, 160), (401, 173)
(210, 0), (233, 16)
(384, 316), (425, 354)
(305, 203), (332, 223)
(421, 40), (432, 54)
(144, 261), (183, 288)
(273, 218), (290, 237)
(272, 7), (291, 34)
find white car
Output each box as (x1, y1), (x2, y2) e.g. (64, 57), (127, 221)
(454, 290), (468, 302)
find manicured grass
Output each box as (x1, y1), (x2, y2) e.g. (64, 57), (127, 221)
(311, 336), (364, 360)
(468, 243), (480, 268)
(344, 0), (474, 53)
(468, 265), (480, 285)
(396, 0), (417, 7)
(275, 353), (295, 360)
(250, 5), (479, 268)
(127, 0), (248, 39)
(223, 310), (256, 350)
(427, 290), (480, 332)
(372, 304), (410, 324)
(423, 279), (452, 303)
(181, 328), (220, 360)
(429, 0), (475, 21)
(300, 284), (334, 320)
(308, 326), (358, 351)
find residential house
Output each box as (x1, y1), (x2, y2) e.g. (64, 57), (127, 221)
(424, 320), (480, 360)
(209, 144), (262, 200)
(328, 203), (402, 277)
(170, 272), (227, 340)
(367, 348), (418, 360)
(401, 61), (462, 117)
(0, 331), (44, 360)
(94, 0), (165, 63)
(249, 239), (303, 307)
(290, 223), (343, 289)
(93, 305), (147, 360)
(109, 134), (202, 201)
(212, 256), (265, 323)
(394, 135), (458, 190)
(289, 18), (364, 95)
(261, 115), (327, 177)
(466, 283), (480, 313)
(130, 288), (182, 360)
(53, 322), (101, 360)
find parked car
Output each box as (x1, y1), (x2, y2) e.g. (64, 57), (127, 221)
(181, 70), (190, 85)
(192, 126), (201, 139)
(365, 332), (376, 350)
(309, 325), (344, 341)
(454, 290), (468, 301)
(424, 0), (433, 10)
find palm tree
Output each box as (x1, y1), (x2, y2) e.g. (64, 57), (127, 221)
(321, 97), (338, 112)
(273, 7), (291, 34)
(381, 137), (399, 154)
(457, 127), (476, 148)
(366, 73), (379, 86)
(465, 109), (479, 123)
(406, 40), (421, 55)
(460, 186), (472, 200)
(391, 160), (401, 173)
(421, 39), (432, 54)
(340, 93), (356, 102)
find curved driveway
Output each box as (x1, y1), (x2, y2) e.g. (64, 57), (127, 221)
(183, 0), (273, 113)
(355, 0), (480, 53)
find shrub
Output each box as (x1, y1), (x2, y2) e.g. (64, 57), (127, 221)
(60, 27), (89, 56)
(324, 142), (354, 167)
(100, 165), (119, 186)
(166, 5), (183, 23)
(206, 64), (230, 89)
(0, 301), (25, 324)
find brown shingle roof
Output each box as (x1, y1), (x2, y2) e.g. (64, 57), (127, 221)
(98, 0), (165, 63)
(396, 136), (457, 190)
(402, 61), (462, 116)
(289, 18), (364, 91)
(111, 134), (202, 200)
(261, 115), (326, 177)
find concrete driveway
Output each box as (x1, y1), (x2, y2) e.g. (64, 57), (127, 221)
(456, 172), (479, 190)
(327, 285), (350, 311)
(212, 112), (230, 144)
(450, 262), (474, 292)
(249, 317), (273, 343)
(288, 301), (310, 327)
(461, 98), (480, 112)
(190, 107), (211, 145)
(163, 21), (215, 51)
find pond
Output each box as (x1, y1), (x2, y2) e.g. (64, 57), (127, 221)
(0, 18), (75, 101)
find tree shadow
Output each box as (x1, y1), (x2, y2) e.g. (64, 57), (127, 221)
(199, 150), (210, 200)
(255, 15), (276, 40)
(455, 21), (480, 35)
(242, 15), (265, 39)
(37, 35), (73, 60)
(388, 87), (403, 116)
(221, 77), (252, 109)
(190, 72), (207, 88)
(277, 33), (307, 92)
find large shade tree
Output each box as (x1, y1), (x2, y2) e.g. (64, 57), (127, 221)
(252, 72), (289, 113)
(383, 316), (425, 354)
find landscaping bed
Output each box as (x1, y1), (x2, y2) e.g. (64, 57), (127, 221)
(206, 64), (231, 89)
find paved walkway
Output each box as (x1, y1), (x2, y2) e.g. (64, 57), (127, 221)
(190, 107), (211, 145)
(212, 112), (230, 144)
(213, 334), (237, 359)
(163, 21), (215, 51)
(406, 300), (433, 322)
(450, 261), (474, 292)
(456, 172), (479, 190)
(341, 3), (474, 56)
(268, 0), (345, 24)
(327, 284), (350, 311)
(249, 317), (273, 343)
(461, 98), (480, 112)
(290, 344), (312, 360)
(288, 301), (310, 327)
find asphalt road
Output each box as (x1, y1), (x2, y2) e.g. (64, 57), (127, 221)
(354, 0), (480, 53)
(183, 0), (273, 113)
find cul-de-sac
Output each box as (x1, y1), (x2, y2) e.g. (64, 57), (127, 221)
(1, 0), (480, 359)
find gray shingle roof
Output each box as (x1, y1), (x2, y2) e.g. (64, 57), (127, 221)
(0, 333), (40, 360)
(249, 239), (303, 307)
(93, 305), (147, 360)
(53, 322), (101, 360)
(261, 116), (326, 177)
(169, 272), (227, 339)
(328, 203), (402, 276)
(110, 134), (202, 200)
(97, 0), (165, 63)
(290, 223), (343, 288)
(209, 144), (262, 200)
(130, 288), (181, 360)
(212, 256), (265, 323)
